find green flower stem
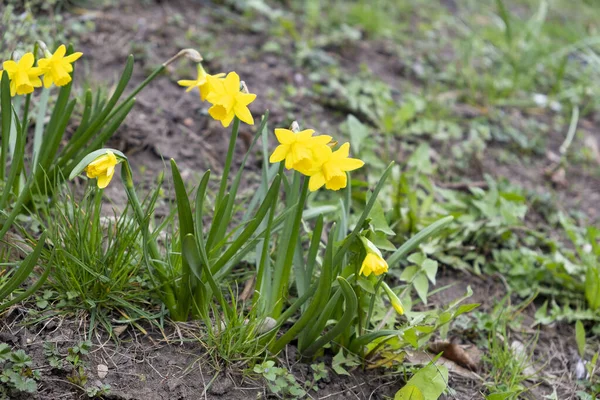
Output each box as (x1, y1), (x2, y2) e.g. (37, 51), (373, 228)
(216, 117), (240, 206)
(120, 161), (177, 313)
(270, 174), (309, 318)
(106, 65), (165, 122)
(253, 163), (284, 313)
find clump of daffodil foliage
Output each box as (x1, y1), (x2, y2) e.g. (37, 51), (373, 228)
(71, 51), (474, 366)
(1, 36), (477, 382)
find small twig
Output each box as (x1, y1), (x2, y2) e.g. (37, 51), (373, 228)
(559, 105), (580, 156)
(436, 181), (489, 191)
(238, 276), (255, 302)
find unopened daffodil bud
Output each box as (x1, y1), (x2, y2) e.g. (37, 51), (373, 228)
(163, 48), (203, 66)
(382, 281), (404, 315)
(359, 237), (388, 277)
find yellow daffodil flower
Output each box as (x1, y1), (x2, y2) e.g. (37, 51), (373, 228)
(37, 44), (82, 88)
(307, 143), (364, 191)
(85, 150), (119, 189)
(359, 237), (388, 277)
(269, 128), (332, 173)
(1, 53), (43, 96)
(177, 64), (225, 101)
(382, 282), (404, 315)
(206, 72), (256, 127)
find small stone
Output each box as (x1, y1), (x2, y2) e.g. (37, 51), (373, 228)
(97, 364), (109, 379)
(183, 118), (194, 127)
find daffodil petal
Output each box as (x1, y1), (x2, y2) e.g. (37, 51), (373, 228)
(333, 142), (351, 158)
(295, 129), (316, 142)
(236, 92), (256, 106)
(234, 103), (254, 125)
(269, 145), (288, 163)
(337, 158), (364, 172)
(63, 52), (83, 63)
(274, 128), (295, 144)
(2, 61), (17, 73)
(309, 173), (326, 191)
(97, 173), (112, 189)
(19, 53), (35, 69)
(54, 45), (67, 59)
(312, 135), (332, 145)
(43, 74), (53, 89)
(224, 72), (240, 94)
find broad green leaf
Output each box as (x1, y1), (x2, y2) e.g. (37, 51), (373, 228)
(407, 143), (433, 174)
(400, 266), (419, 282)
(487, 392), (517, 400)
(422, 259), (438, 285)
(575, 320), (586, 358)
(388, 216), (453, 268)
(413, 274), (429, 304)
(585, 267), (600, 310)
(347, 114), (369, 154)
(454, 303), (480, 318)
(407, 253), (425, 265)
(395, 363), (448, 400)
(368, 193), (395, 236)
(395, 385), (424, 400)
(403, 328), (418, 348)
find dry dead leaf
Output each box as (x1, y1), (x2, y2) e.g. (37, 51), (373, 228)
(406, 350), (482, 381)
(428, 341), (481, 371)
(549, 167), (567, 188)
(112, 325), (127, 337)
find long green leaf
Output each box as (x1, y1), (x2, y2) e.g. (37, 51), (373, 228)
(302, 276), (358, 358)
(333, 162), (394, 266)
(182, 234), (232, 317)
(0, 232), (48, 302)
(0, 70), (11, 181)
(270, 227), (335, 355)
(0, 109), (25, 209)
(387, 216), (454, 267)
(171, 159), (196, 320)
(210, 175), (281, 275)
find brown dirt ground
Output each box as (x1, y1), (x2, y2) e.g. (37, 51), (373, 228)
(2, 0), (599, 398)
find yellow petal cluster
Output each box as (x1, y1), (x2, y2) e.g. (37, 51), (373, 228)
(269, 126), (364, 192)
(206, 72), (256, 127)
(308, 143), (364, 191)
(1, 45), (82, 97)
(177, 64), (225, 101)
(85, 151), (119, 189)
(1, 53), (42, 96)
(179, 66), (256, 128)
(269, 129), (332, 174)
(38, 45), (82, 88)
(359, 237), (388, 277)
(360, 252), (389, 277)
